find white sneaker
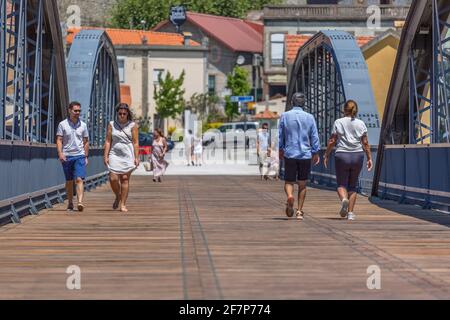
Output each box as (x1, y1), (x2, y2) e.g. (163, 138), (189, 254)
(339, 199), (349, 218)
(347, 212), (356, 221)
(296, 210), (305, 220)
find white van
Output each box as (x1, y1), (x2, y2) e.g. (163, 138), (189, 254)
(203, 122), (259, 148)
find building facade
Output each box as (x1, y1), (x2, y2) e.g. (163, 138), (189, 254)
(67, 28), (208, 132)
(154, 12), (264, 103)
(263, 0), (411, 99)
(361, 30), (401, 119)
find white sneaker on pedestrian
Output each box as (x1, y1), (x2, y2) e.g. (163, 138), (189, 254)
(347, 212), (356, 221)
(339, 199), (349, 218)
(296, 210), (305, 220)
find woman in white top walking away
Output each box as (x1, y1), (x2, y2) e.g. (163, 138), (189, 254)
(324, 100), (373, 221)
(104, 103), (140, 213)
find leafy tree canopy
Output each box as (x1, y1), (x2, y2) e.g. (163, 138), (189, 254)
(154, 70), (186, 119)
(110, 0), (282, 29)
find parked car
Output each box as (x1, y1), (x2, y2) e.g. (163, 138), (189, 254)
(139, 132), (153, 158)
(203, 122), (259, 148)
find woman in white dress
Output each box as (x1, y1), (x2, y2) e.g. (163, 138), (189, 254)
(104, 104), (140, 212)
(152, 128), (169, 183)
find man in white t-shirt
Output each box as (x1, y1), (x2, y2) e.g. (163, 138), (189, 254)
(56, 101), (90, 212)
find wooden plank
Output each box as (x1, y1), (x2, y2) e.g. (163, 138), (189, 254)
(0, 176), (449, 299)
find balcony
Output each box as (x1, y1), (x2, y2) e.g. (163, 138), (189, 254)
(263, 5), (410, 21)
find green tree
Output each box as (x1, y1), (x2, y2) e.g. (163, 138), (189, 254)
(185, 93), (219, 121)
(109, 0), (282, 29)
(154, 70), (186, 122)
(225, 66), (251, 121)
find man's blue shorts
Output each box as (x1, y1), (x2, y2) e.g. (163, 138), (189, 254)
(62, 155), (86, 181)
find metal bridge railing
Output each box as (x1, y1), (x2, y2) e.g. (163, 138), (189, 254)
(0, 141), (108, 225)
(378, 144), (450, 211)
(305, 145), (449, 212)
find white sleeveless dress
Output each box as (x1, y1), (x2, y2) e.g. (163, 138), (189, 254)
(108, 121), (136, 174)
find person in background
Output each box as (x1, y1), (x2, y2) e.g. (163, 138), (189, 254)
(184, 129), (195, 166)
(56, 101), (89, 213)
(104, 103), (139, 213)
(279, 93), (321, 220)
(324, 100), (373, 221)
(152, 128), (169, 183)
(193, 133), (203, 166)
(257, 122), (272, 180)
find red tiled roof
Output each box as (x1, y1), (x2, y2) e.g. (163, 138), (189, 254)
(120, 85), (132, 106)
(286, 35), (311, 64)
(67, 27), (200, 47)
(153, 12), (263, 53)
(254, 107), (280, 120)
(286, 34), (374, 64)
(244, 20), (264, 35)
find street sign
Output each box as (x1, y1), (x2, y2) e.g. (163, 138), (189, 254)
(169, 6), (187, 32)
(230, 96), (254, 103)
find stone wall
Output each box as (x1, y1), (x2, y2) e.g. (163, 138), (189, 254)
(58, 0), (117, 27)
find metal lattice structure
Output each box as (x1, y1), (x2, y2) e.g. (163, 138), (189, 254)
(0, 0), (68, 143)
(406, 0), (450, 144)
(373, 0), (450, 207)
(378, 0), (450, 146)
(1, 6), (122, 224)
(66, 30), (121, 147)
(287, 30), (380, 147)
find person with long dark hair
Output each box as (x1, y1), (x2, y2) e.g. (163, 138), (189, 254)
(104, 103), (140, 213)
(324, 100), (373, 221)
(152, 128), (169, 183)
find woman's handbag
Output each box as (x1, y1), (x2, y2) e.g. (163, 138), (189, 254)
(143, 159), (153, 172)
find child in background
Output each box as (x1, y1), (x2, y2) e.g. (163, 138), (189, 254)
(266, 151), (280, 180)
(193, 135), (203, 166)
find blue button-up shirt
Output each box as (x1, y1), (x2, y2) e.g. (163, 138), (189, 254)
(279, 106), (321, 160)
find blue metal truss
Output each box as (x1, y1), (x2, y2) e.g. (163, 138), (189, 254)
(66, 30), (121, 147)
(287, 30), (380, 146)
(409, 0), (450, 144)
(0, 0), (62, 143)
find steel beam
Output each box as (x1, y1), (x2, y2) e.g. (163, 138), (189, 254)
(66, 30), (121, 146)
(286, 30), (378, 147)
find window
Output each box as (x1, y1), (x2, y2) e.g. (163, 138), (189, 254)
(269, 85), (287, 98)
(208, 75), (216, 96)
(270, 34), (285, 66)
(236, 124), (256, 131)
(153, 69), (165, 84)
(117, 58), (125, 83)
(219, 125), (232, 133)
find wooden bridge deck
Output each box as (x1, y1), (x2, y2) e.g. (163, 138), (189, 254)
(0, 176), (450, 299)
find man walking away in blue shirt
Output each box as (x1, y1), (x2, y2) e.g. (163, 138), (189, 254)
(279, 93), (320, 220)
